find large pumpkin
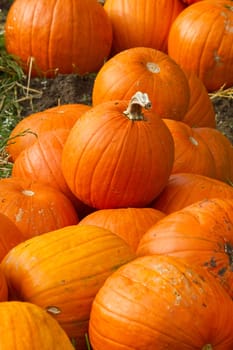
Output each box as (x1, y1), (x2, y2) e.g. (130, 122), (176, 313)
(62, 92), (174, 209)
(7, 103), (91, 161)
(0, 177), (79, 239)
(1, 224), (136, 349)
(138, 198), (233, 298)
(5, 0), (112, 77)
(78, 207), (165, 251)
(104, 0), (185, 54)
(0, 301), (74, 349)
(92, 47), (190, 121)
(168, 0), (233, 92)
(89, 254), (233, 349)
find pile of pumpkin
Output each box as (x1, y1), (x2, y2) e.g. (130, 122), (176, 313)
(1, 0), (233, 348)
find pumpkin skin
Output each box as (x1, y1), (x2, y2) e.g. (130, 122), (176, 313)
(0, 267), (8, 302)
(0, 301), (74, 349)
(104, 0), (185, 54)
(0, 177), (79, 239)
(162, 119), (216, 177)
(0, 213), (25, 261)
(194, 127), (233, 184)
(7, 103), (91, 161)
(62, 92), (175, 209)
(137, 198), (233, 298)
(168, 0), (233, 92)
(5, 0), (112, 77)
(1, 224), (136, 349)
(152, 172), (233, 214)
(78, 207), (165, 251)
(89, 254), (233, 349)
(182, 70), (216, 128)
(92, 47), (190, 121)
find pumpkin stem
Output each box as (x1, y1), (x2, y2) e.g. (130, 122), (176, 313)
(123, 91), (152, 121)
(202, 345), (213, 350)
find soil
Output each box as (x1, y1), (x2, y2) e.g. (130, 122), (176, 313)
(1, 1), (233, 144)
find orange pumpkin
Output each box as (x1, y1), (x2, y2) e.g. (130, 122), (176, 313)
(138, 198), (233, 298)
(182, 70), (216, 128)
(79, 207), (165, 251)
(0, 301), (74, 349)
(0, 177), (79, 239)
(0, 213), (25, 261)
(0, 267), (8, 302)
(168, 0), (233, 92)
(1, 224), (136, 349)
(5, 0), (112, 77)
(7, 103), (91, 161)
(62, 92), (174, 209)
(104, 0), (185, 54)
(163, 119), (216, 177)
(92, 47), (190, 121)
(152, 172), (233, 214)
(89, 254), (233, 349)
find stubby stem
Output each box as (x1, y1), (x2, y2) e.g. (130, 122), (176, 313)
(123, 91), (152, 120)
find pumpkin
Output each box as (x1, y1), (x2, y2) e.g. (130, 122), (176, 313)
(0, 267), (8, 302)
(181, 70), (216, 128)
(1, 224), (136, 349)
(7, 103), (91, 161)
(152, 172), (233, 214)
(89, 254), (233, 349)
(162, 119), (216, 177)
(62, 92), (175, 209)
(138, 198), (233, 298)
(92, 47), (190, 121)
(0, 213), (25, 261)
(78, 207), (165, 251)
(0, 177), (79, 239)
(168, 0), (233, 92)
(0, 301), (74, 349)
(104, 0), (185, 54)
(5, 0), (112, 77)
(194, 127), (233, 184)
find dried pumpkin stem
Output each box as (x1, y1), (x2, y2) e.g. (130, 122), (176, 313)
(123, 91), (152, 121)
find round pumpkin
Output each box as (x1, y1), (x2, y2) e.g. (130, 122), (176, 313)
(181, 69), (216, 128)
(0, 213), (25, 261)
(7, 103), (91, 161)
(92, 47), (190, 121)
(138, 197), (233, 298)
(62, 92), (175, 209)
(162, 119), (216, 178)
(168, 0), (233, 92)
(0, 177), (79, 239)
(78, 207), (165, 251)
(0, 301), (74, 349)
(89, 254), (233, 349)
(1, 224), (136, 349)
(0, 267), (8, 302)
(5, 0), (112, 77)
(152, 172), (233, 214)
(104, 0), (185, 54)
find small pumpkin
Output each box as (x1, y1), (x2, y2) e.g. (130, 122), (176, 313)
(79, 207), (165, 251)
(104, 0), (185, 54)
(89, 254), (233, 349)
(5, 0), (112, 77)
(7, 103), (91, 161)
(1, 224), (136, 349)
(62, 92), (174, 209)
(138, 197), (233, 298)
(0, 301), (74, 349)
(152, 172), (233, 214)
(92, 47), (190, 121)
(0, 177), (79, 239)
(168, 0), (233, 92)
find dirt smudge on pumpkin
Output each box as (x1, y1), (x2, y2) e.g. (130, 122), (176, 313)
(15, 207), (24, 222)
